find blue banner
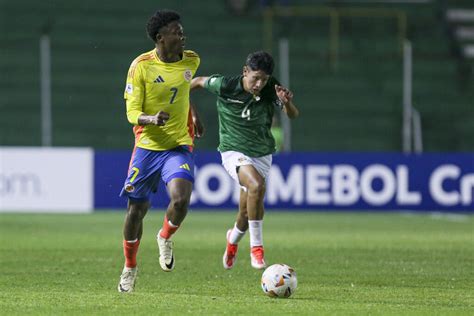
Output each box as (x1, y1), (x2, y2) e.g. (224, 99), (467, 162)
(95, 151), (474, 211)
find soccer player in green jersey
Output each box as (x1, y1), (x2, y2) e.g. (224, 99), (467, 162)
(191, 51), (299, 269)
(117, 10), (204, 293)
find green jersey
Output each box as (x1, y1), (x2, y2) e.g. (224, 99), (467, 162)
(204, 74), (281, 157)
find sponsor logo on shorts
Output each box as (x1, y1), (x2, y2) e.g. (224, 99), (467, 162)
(238, 157), (251, 163)
(179, 163), (191, 171)
(125, 184), (135, 193)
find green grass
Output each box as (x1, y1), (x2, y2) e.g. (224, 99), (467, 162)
(0, 211), (473, 315)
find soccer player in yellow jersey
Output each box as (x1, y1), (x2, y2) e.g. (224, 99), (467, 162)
(117, 10), (203, 293)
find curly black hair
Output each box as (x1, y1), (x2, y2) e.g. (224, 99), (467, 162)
(245, 51), (274, 75)
(146, 10), (181, 43)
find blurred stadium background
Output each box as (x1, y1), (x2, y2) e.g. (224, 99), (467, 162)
(1, 0), (473, 151)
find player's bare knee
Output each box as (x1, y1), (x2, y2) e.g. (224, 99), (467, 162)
(171, 196), (189, 213)
(247, 181), (266, 197)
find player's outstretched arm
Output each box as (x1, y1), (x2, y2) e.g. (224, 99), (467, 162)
(275, 85), (299, 119)
(191, 76), (209, 90)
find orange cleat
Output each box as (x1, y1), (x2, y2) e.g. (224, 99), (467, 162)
(223, 229), (239, 269)
(250, 246), (267, 269)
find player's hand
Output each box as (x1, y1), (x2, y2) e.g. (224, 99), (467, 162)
(193, 116), (205, 138)
(275, 85), (293, 105)
(152, 111), (170, 126)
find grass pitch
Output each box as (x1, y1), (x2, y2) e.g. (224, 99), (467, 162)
(0, 211), (472, 315)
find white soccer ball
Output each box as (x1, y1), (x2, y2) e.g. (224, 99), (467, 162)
(261, 263), (297, 298)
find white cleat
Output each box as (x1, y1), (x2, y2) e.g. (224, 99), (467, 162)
(118, 267), (138, 293)
(157, 230), (175, 271)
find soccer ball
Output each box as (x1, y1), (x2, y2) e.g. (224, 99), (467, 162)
(261, 264), (297, 298)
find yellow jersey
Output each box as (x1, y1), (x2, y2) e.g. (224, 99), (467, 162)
(124, 49), (200, 151)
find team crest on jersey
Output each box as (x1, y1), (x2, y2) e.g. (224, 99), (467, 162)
(124, 184), (135, 193)
(125, 83), (133, 94)
(184, 69), (192, 82)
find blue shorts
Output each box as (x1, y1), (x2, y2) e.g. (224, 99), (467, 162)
(119, 146), (194, 201)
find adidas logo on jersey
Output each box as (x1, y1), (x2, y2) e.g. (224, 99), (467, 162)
(179, 163), (190, 171)
(154, 75), (165, 83)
